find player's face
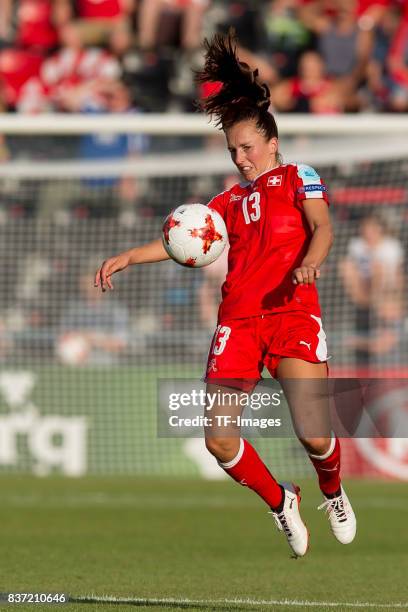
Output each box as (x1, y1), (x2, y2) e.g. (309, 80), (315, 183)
(225, 120), (279, 181)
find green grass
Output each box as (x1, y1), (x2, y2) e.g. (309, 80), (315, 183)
(0, 476), (407, 612)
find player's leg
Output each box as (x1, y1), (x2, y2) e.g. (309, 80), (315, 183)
(276, 358), (338, 489)
(204, 320), (282, 506)
(204, 382), (283, 508)
(204, 318), (309, 556)
(204, 382), (308, 557)
(277, 358), (356, 544)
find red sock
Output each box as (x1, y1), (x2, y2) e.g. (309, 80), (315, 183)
(219, 438), (283, 509)
(309, 436), (341, 496)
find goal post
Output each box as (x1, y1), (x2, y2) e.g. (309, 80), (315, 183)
(0, 114), (406, 479)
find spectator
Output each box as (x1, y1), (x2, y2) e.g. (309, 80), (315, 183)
(339, 213), (405, 367)
(0, 48), (44, 111)
(300, 0), (373, 111)
(362, 4), (400, 110)
(107, 18), (173, 112)
(15, 0), (60, 55)
(137, 0), (209, 51)
(55, 0), (134, 45)
(109, 18), (134, 59)
(37, 80), (147, 220)
(0, 0), (13, 49)
(217, 1), (261, 52)
(18, 21), (121, 113)
(272, 49), (344, 113)
(77, 79), (147, 219)
(260, 0), (312, 78)
(57, 269), (130, 366)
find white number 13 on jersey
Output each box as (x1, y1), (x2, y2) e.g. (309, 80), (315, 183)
(212, 325), (231, 355)
(242, 192), (261, 224)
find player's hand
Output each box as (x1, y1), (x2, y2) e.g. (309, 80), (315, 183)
(94, 252), (131, 291)
(292, 264), (320, 285)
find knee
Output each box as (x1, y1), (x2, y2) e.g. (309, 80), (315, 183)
(299, 436), (332, 456)
(205, 436), (241, 463)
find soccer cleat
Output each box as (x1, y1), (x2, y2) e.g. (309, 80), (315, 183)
(269, 482), (309, 558)
(318, 485), (356, 544)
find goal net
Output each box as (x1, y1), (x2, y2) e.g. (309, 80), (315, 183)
(0, 114), (406, 479)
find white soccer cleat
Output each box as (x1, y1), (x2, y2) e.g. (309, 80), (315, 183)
(270, 482), (309, 558)
(318, 485), (356, 544)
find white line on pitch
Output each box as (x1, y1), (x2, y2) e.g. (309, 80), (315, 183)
(2, 494), (408, 510)
(72, 595), (408, 608)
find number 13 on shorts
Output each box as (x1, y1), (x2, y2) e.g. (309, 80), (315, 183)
(211, 325), (231, 355)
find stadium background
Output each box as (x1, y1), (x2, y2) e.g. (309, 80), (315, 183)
(0, 2), (407, 611)
(0, 0), (406, 483)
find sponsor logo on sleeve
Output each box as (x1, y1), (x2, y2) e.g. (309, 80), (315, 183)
(297, 164), (320, 180)
(297, 185), (327, 194)
(267, 175), (282, 187)
(230, 193), (243, 202)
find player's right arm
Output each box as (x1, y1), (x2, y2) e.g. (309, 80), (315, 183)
(94, 238), (170, 291)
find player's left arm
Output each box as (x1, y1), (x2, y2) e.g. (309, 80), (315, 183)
(292, 199), (334, 285)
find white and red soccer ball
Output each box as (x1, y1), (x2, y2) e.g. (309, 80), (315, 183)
(162, 204), (228, 268)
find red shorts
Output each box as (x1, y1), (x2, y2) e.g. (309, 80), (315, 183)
(205, 310), (329, 390)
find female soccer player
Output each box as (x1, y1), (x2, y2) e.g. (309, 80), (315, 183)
(95, 32), (356, 558)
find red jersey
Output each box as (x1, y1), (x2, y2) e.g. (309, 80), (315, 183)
(0, 49), (43, 107)
(16, 0), (58, 52)
(357, 0), (391, 17)
(76, 0), (123, 18)
(208, 163), (329, 322)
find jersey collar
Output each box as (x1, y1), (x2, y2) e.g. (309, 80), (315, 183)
(239, 164), (282, 188)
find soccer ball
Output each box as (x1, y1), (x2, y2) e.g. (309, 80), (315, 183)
(162, 203), (228, 268)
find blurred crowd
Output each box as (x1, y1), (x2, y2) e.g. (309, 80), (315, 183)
(1, 0), (408, 115)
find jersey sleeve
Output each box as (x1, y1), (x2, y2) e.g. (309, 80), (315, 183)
(294, 164), (329, 207)
(207, 190), (229, 219)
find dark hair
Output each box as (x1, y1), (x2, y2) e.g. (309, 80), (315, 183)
(196, 31), (278, 141)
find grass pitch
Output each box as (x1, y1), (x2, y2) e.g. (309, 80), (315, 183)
(0, 476), (407, 612)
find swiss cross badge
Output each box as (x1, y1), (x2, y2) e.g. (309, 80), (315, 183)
(267, 175), (282, 187)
